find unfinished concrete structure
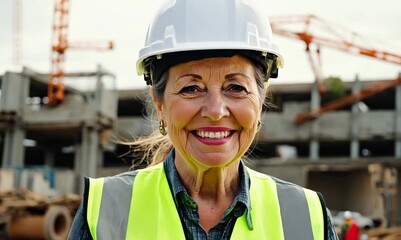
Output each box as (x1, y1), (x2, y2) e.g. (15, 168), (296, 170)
(1, 67), (400, 227)
(0, 66), (118, 192)
(114, 75), (401, 227)
(253, 76), (401, 228)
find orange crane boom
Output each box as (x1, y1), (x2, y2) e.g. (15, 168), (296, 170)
(295, 76), (401, 124)
(270, 15), (401, 124)
(270, 15), (401, 65)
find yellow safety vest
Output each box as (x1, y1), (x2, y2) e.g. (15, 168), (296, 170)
(86, 163), (325, 240)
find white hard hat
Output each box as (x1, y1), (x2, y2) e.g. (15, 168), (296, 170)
(136, 0), (284, 85)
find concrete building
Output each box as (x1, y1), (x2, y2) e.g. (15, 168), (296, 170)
(1, 68), (400, 227)
(0, 66), (118, 193)
(116, 74), (401, 227)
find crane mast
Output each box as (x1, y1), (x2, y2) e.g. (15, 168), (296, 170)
(48, 0), (113, 106)
(48, 0), (69, 105)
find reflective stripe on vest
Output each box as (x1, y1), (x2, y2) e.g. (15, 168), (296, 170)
(87, 163), (324, 240)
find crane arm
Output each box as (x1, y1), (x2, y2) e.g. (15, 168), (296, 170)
(295, 77), (401, 124)
(270, 14), (401, 124)
(271, 15), (401, 65)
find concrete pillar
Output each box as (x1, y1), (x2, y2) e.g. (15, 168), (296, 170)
(94, 65), (104, 114)
(2, 127), (25, 167)
(86, 127), (102, 178)
(369, 164), (387, 226)
(395, 73), (401, 158)
(350, 75), (361, 160)
(73, 66), (116, 193)
(0, 72), (29, 113)
(310, 80), (320, 160)
(74, 126), (103, 193)
(1, 71), (29, 167)
(73, 142), (84, 194)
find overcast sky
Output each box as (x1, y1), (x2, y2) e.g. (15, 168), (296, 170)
(1, 0), (400, 90)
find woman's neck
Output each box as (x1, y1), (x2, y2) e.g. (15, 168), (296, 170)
(174, 156), (241, 232)
(174, 156), (240, 203)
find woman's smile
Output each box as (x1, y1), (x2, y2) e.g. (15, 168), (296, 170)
(156, 55), (263, 168)
(192, 127), (235, 145)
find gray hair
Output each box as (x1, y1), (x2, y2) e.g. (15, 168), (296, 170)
(128, 57), (268, 169)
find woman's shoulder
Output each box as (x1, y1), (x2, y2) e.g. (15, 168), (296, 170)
(245, 167), (319, 196)
(87, 163), (165, 188)
(246, 167), (301, 186)
(84, 170), (140, 191)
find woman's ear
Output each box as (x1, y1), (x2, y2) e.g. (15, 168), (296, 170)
(150, 87), (164, 120)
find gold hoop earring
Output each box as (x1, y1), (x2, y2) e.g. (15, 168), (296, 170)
(159, 120), (167, 136)
(257, 120), (262, 131)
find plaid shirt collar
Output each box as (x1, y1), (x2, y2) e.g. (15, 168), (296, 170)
(163, 149), (253, 230)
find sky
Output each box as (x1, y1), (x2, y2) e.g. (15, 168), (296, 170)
(1, 0), (400, 90)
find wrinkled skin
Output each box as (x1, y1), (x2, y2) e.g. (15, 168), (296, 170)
(153, 55), (266, 231)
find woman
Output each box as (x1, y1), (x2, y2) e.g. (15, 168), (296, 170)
(69, 0), (339, 239)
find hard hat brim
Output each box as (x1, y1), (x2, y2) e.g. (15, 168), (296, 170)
(137, 44), (284, 77)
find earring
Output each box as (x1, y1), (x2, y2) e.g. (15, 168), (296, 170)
(257, 120), (262, 131)
(159, 120), (167, 136)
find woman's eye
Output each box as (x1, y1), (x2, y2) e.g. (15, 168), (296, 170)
(179, 85), (205, 96)
(227, 84), (248, 93)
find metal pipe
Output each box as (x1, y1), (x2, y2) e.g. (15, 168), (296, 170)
(7, 205), (72, 240)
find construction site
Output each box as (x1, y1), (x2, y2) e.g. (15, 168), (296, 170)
(1, 0), (401, 239)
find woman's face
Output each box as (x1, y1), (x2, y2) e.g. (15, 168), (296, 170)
(154, 55), (265, 169)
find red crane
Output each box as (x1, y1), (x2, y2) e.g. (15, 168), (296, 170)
(269, 15), (401, 123)
(48, 0), (113, 105)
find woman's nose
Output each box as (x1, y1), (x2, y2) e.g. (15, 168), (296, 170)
(200, 89), (229, 121)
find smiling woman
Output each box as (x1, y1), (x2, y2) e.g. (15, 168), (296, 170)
(68, 0), (338, 239)
(160, 56), (262, 170)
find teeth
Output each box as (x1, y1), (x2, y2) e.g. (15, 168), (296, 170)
(196, 131), (230, 139)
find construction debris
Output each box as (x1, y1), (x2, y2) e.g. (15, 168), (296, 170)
(362, 227), (401, 240)
(0, 188), (81, 239)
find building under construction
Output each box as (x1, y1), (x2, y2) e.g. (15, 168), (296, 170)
(1, 0), (401, 238)
(1, 68), (401, 236)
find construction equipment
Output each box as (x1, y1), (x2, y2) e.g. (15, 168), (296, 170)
(270, 15), (401, 123)
(295, 76), (401, 123)
(0, 188), (80, 239)
(48, 0), (113, 105)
